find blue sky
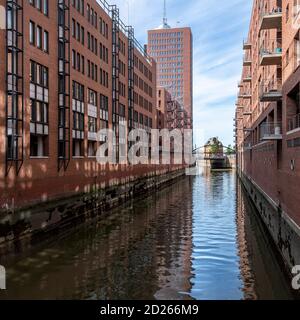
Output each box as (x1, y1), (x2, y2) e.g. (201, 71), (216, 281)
(109, 0), (252, 147)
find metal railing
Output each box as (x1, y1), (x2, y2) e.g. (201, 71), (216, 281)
(239, 89), (251, 97)
(260, 6), (282, 19)
(288, 113), (300, 131)
(243, 74), (252, 80)
(243, 107), (252, 115)
(243, 52), (252, 62)
(259, 78), (282, 97)
(244, 125), (252, 132)
(204, 152), (225, 160)
(243, 38), (251, 48)
(260, 122), (282, 139)
(260, 38), (282, 56)
(96, 0), (153, 65)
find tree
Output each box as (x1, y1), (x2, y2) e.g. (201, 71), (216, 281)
(226, 144), (236, 155)
(206, 137), (223, 155)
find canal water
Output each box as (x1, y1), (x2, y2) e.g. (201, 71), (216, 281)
(0, 171), (296, 300)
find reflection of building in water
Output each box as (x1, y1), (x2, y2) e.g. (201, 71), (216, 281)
(236, 181), (257, 300)
(1, 177), (194, 300)
(154, 177), (193, 300)
(236, 180), (296, 300)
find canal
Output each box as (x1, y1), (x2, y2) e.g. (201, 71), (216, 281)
(0, 171), (296, 300)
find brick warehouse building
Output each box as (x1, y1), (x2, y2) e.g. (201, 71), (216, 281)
(147, 22), (193, 130)
(0, 0), (188, 217)
(235, 0), (300, 275)
(156, 87), (170, 130)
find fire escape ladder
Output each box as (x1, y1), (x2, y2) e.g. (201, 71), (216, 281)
(5, 0), (24, 176)
(111, 6), (120, 162)
(127, 26), (134, 150)
(57, 0), (71, 171)
(127, 26), (134, 132)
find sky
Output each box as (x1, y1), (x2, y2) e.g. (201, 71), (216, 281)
(108, 0), (253, 148)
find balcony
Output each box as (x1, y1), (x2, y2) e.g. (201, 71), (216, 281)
(260, 122), (282, 140)
(260, 39), (282, 66)
(259, 7), (282, 31)
(238, 81), (243, 88)
(259, 78), (282, 102)
(243, 74), (252, 83)
(243, 53), (252, 66)
(243, 39), (252, 50)
(238, 90), (251, 99)
(243, 127), (252, 133)
(235, 98), (243, 105)
(288, 114), (300, 132)
(243, 108), (252, 116)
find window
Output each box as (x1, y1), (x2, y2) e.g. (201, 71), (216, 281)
(30, 60), (49, 92)
(73, 112), (84, 131)
(81, 26), (85, 45)
(77, 52), (81, 71)
(29, 21), (35, 45)
(72, 50), (76, 68)
(81, 0), (84, 15)
(88, 89), (97, 106)
(43, 30), (49, 52)
(30, 134), (48, 157)
(72, 81), (85, 157)
(73, 139), (84, 157)
(72, 81), (84, 101)
(30, 60), (49, 157)
(88, 141), (97, 157)
(72, 19), (76, 37)
(88, 116), (97, 132)
(99, 94), (109, 143)
(76, 22), (80, 41)
(43, 0), (49, 16)
(36, 0), (41, 11)
(72, 50), (85, 74)
(30, 99), (48, 124)
(87, 4), (90, 22)
(81, 56), (85, 74)
(36, 26), (42, 48)
(30, 22), (48, 53)
(87, 32), (90, 49)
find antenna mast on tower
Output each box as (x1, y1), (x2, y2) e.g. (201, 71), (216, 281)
(163, 0), (168, 27)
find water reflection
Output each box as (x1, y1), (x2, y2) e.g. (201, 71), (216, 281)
(236, 180), (295, 300)
(0, 171), (295, 300)
(190, 171), (243, 300)
(0, 177), (194, 300)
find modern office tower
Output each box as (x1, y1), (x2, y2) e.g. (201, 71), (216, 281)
(147, 2), (193, 129)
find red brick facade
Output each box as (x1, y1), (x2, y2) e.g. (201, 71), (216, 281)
(0, 0), (184, 211)
(236, 0), (300, 226)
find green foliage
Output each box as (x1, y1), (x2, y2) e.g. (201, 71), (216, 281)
(225, 144), (236, 155)
(209, 144), (220, 155)
(207, 137), (222, 155)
